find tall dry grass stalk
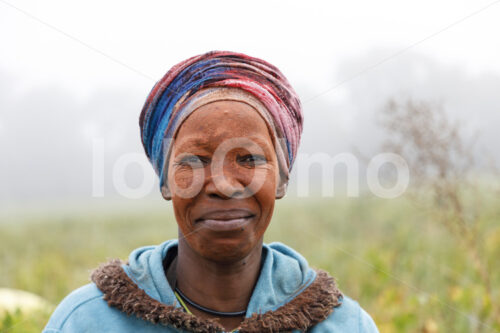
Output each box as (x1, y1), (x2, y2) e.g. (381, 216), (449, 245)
(379, 98), (498, 332)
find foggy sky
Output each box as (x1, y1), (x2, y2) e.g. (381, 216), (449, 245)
(1, 50), (499, 205)
(1, 0), (499, 206)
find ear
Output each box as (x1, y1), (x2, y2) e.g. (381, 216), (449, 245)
(161, 185), (172, 201)
(276, 182), (287, 199)
(275, 170), (288, 199)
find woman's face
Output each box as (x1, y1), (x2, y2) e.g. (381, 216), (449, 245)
(165, 100), (281, 262)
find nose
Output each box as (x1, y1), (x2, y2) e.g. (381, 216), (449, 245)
(204, 166), (246, 199)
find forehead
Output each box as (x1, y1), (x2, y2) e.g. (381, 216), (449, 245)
(173, 100), (275, 151)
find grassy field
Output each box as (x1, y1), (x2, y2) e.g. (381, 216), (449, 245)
(1, 193), (499, 332)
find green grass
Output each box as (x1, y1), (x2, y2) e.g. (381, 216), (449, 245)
(1, 194), (499, 333)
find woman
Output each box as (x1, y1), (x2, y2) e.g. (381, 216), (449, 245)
(44, 51), (379, 332)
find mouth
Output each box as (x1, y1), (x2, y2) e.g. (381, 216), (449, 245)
(195, 209), (256, 231)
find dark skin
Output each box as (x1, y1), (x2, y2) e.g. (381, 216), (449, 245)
(161, 100), (286, 331)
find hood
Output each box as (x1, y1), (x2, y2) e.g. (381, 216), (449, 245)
(91, 240), (342, 333)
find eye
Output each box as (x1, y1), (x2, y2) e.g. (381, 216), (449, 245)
(237, 154), (267, 166)
(175, 155), (207, 168)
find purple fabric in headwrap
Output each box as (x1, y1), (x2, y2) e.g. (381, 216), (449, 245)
(139, 50), (303, 191)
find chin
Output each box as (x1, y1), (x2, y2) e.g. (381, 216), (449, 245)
(193, 232), (259, 263)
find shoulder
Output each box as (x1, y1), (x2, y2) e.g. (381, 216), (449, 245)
(311, 295), (379, 333)
(42, 283), (107, 332)
(43, 282), (170, 333)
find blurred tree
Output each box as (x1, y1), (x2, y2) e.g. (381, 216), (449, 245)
(379, 98), (499, 333)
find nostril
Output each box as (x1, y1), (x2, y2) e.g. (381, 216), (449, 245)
(231, 189), (245, 199)
(208, 192), (221, 199)
(208, 189), (244, 200)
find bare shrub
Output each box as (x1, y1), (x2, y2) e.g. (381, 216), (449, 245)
(379, 98), (498, 332)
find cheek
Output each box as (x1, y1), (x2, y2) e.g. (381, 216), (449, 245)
(172, 197), (194, 232)
(247, 164), (278, 198)
(169, 166), (206, 199)
(171, 168), (194, 188)
(168, 168), (197, 233)
(251, 165), (278, 229)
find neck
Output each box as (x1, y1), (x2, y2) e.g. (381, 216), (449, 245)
(175, 236), (263, 314)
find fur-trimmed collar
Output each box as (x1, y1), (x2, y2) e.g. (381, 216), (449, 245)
(90, 259), (342, 333)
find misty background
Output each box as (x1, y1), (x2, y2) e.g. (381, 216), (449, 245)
(1, 0), (499, 211)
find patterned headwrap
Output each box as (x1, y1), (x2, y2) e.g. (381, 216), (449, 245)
(139, 50), (303, 192)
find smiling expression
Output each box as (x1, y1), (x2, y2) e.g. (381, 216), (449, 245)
(163, 100), (284, 262)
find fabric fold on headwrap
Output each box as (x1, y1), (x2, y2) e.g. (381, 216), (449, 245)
(139, 50), (303, 192)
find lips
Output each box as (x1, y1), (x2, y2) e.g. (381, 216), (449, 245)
(195, 209), (255, 222)
(194, 209), (256, 231)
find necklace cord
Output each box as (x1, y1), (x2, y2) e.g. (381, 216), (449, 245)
(174, 287), (247, 317)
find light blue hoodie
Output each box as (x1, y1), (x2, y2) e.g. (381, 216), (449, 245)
(44, 240), (378, 332)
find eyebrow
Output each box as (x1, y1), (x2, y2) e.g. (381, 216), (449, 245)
(174, 136), (274, 155)
(175, 138), (212, 151)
